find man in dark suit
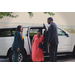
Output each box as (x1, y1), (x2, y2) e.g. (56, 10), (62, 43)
(47, 17), (59, 62)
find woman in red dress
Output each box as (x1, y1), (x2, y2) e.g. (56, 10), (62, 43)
(32, 30), (44, 62)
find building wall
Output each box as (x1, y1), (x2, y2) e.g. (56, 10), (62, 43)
(0, 12), (75, 27)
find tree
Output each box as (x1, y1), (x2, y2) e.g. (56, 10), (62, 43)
(28, 12), (55, 18)
(0, 12), (18, 19)
(0, 12), (55, 19)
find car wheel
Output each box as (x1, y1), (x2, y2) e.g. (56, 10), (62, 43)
(73, 46), (75, 57)
(9, 51), (26, 62)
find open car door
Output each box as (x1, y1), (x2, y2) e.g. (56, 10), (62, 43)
(28, 25), (49, 56)
(43, 24), (49, 54)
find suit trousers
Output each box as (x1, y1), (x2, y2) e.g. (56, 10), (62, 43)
(49, 44), (58, 62)
(13, 51), (20, 62)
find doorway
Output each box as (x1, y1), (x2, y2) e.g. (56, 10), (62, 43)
(29, 27), (48, 54)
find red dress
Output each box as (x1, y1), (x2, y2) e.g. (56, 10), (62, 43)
(32, 35), (44, 62)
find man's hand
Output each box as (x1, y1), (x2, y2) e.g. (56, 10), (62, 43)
(17, 48), (20, 52)
(46, 30), (48, 32)
(47, 43), (50, 46)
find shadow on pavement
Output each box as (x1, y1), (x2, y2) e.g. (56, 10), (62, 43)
(25, 55), (75, 62)
(0, 55), (75, 62)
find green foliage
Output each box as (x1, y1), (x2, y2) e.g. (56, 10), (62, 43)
(0, 12), (18, 19)
(0, 12), (55, 19)
(44, 12), (55, 16)
(28, 12), (34, 18)
(64, 28), (75, 34)
(28, 12), (55, 18)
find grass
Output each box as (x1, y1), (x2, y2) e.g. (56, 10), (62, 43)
(30, 33), (44, 36)
(30, 33), (37, 36)
(69, 33), (75, 34)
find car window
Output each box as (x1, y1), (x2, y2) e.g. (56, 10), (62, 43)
(11, 28), (16, 36)
(0, 28), (16, 37)
(30, 29), (39, 36)
(58, 28), (66, 36)
(42, 29), (45, 35)
(24, 28), (28, 37)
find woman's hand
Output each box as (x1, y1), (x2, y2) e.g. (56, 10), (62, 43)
(42, 42), (44, 45)
(47, 43), (50, 46)
(42, 39), (44, 45)
(32, 38), (34, 46)
(17, 48), (20, 52)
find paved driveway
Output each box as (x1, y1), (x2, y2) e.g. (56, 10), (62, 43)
(0, 55), (75, 62)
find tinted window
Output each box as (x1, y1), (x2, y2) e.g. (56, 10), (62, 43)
(42, 29), (45, 35)
(58, 28), (66, 36)
(24, 28), (28, 37)
(30, 29), (39, 36)
(0, 28), (16, 37)
(30, 28), (45, 36)
(11, 28), (16, 36)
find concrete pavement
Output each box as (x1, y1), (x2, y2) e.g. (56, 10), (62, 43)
(0, 58), (9, 62)
(0, 55), (75, 62)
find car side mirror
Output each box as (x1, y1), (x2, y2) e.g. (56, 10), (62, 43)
(65, 33), (69, 37)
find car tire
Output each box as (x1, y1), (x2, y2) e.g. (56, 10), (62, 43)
(73, 46), (75, 57)
(9, 51), (26, 62)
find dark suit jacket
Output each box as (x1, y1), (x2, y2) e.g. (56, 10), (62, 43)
(11, 31), (24, 52)
(48, 22), (59, 46)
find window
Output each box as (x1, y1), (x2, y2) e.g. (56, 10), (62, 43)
(42, 29), (45, 35)
(0, 28), (16, 37)
(30, 28), (46, 37)
(24, 28), (28, 37)
(30, 29), (39, 36)
(58, 28), (66, 36)
(11, 28), (16, 36)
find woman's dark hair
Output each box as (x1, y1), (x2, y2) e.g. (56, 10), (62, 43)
(37, 30), (41, 33)
(16, 25), (22, 32)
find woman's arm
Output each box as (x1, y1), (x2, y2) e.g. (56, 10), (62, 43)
(32, 38), (34, 46)
(14, 31), (20, 51)
(42, 39), (44, 45)
(42, 35), (44, 45)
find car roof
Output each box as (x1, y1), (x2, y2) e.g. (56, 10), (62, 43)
(28, 26), (44, 29)
(0, 26), (44, 29)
